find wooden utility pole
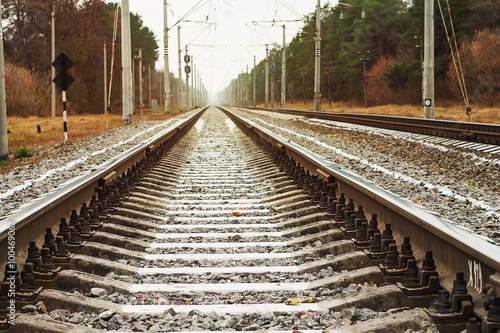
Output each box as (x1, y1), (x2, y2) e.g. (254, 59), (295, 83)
(138, 48), (143, 115)
(104, 40), (107, 114)
(253, 55), (256, 107)
(149, 63), (152, 106)
(51, 5), (56, 119)
(0, 2), (8, 161)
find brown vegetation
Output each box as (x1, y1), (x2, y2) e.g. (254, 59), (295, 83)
(447, 30), (500, 106)
(5, 62), (50, 117)
(6, 107), (175, 151)
(259, 100), (500, 124)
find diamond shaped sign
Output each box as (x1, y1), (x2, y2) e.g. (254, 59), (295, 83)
(52, 52), (75, 91)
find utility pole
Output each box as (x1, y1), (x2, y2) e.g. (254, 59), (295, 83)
(104, 40), (107, 114)
(138, 49), (143, 115)
(246, 65), (249, 107)
(301, 68), (307, 105)
(51, 5), (56, 119)
(198, 71), (201, 106)
(194, 64), (197, 107)
(121, 0), (133, 125)
(132, 52), (135, 109)
(0, 2), (8, 161)
(163, 0), (170, 112)
(281, 24), (286, 109)
(191, 56), (194, 108)
(270, 51), (275, 109)
(253, 55), (256, 107)
(185, 48), (190, 110)
(160, 75), (163, 105)
(324, 61), (332, 107)
(415, 36), (424, 108)
(265, 44), (269, 108)
(362, 58), (367, 109)
(359, 52), (369, 108)
(313, 0), (321, 111)
(423, 0), (434, 119)
(240, 72), (243, 107)
(178, 26), (183, 111)
(236, 75), (240, 106)
(107, 4), (119, 114)
(148, 63), (152, 106)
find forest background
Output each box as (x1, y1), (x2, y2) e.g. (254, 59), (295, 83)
(3, 0), (500, 117)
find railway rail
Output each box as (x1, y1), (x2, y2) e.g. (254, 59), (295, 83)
(243, 106), (500, 147)
(0, 105), (499, 332)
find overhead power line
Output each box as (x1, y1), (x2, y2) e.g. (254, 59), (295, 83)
(170, 0), (210, 30)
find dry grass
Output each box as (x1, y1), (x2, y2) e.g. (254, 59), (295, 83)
(5, 100), (499, 156)
(6, 105), (178, 151)
(265, 100), (500, 124)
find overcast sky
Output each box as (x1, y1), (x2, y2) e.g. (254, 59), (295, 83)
(111, 0), (324, 99)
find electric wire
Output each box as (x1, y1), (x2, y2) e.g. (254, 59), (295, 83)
(276, 0), (303, 20)
(437, 0), (469, 108)
(446, 0), (469, 105)
(170, 0), (210, 30)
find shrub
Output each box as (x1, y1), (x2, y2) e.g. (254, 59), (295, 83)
(366, 58), (421, 106)
(5, 62), (50, 117)
(447, 29), (500, 106)
(13, 147), (34, 159)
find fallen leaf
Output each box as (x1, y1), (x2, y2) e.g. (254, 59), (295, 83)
(233, 212), (243, 216)
(300, 297), (315, 303)
(285, 298), (300, 305)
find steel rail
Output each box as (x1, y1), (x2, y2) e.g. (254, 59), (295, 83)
(0, 107), (208, 270)
(218, 105), (500, 320)
(241, 106), (500, 145)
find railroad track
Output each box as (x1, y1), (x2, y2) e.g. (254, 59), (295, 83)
(1, 105), (499, 332)
(243, 106), (500, 148)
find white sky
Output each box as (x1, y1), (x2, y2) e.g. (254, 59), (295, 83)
(115, 0), (323, 99)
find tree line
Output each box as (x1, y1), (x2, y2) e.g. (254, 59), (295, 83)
(2, 0), (164, 116)
(230, 0), (500, 107)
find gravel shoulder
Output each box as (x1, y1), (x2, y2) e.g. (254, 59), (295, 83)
(232, 107), (500, 244)
(0, 111), (196, 218)
(2, 107), (499, 245)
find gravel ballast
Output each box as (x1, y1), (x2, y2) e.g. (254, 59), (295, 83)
(232, 107), (500, 244)
(0, 114), (197, 218)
